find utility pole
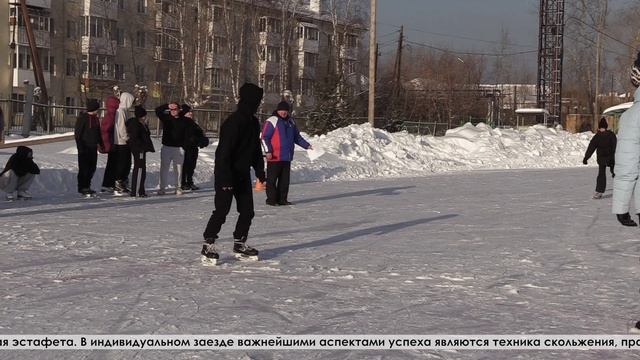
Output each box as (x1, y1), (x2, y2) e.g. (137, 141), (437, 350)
(19, 0), (48, 103)
(367, 0), (376, 127)
(393, 25), (404, 98)
(594, 0), (607, 127)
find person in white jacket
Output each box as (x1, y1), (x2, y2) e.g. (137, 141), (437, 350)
(612, 52), (640, 227)
(112, 92), (134, 194)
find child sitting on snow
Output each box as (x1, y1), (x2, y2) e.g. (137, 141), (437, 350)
(0, 146), (40, 200)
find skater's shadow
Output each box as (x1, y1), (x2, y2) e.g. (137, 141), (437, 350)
(294, 186), (415, 205)
(0, 191), (213, 218)
(261, 214), (458, 260)
(602, 194), (612, 199)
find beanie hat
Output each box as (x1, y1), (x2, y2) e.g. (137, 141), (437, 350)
(276, 101), (290, 112)
(180, 104), (192, 115)
(134, 105), (147, 118)
(86, 99), (100, 112)
(631, 51), (640, 87)
(598, 117), (608, 129)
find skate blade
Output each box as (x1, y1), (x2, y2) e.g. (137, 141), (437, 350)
(234, 253), (259, 261)
(201, 256), (218, 266)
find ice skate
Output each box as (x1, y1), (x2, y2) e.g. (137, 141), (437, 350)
(201, 242), (219, 266)
(17, 190), (32, 200)
(233, 240), (259, 261)
(592, 192), (603, 199)
(617, 213), (638, 227)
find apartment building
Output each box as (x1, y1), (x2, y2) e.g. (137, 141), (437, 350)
(6, 0), (368, 118)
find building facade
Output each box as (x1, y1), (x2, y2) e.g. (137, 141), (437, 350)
(6, 0), (369, 120)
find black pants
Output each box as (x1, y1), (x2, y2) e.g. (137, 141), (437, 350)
(182, 146), (199, 187)
(113, 144), (132, 183)
(130, 151), (147, 196)
(596, 157), (615, 193)
(102, 151), (117, 188)
(203, 175), (254, 241)
(266, 161), (291, 204)
(77, 144), (98, 191)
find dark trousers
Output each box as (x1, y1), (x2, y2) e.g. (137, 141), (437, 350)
(102, 151), (117, 188)
(130, 151), (147, 196)
(596, 157), (615, 193)
(203, 175), (255, 241)
(182, 146), (199, 187)
(113, 144), (132, 183)
(77, 144), (98, 191)
(266, 161), (291, 204)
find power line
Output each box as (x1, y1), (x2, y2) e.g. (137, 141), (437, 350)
(405, 40), (538, 57)
(379, 21), (536, 49)
(566, 15), (637, 50)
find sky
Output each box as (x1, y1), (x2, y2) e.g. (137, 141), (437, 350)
(376, 0), (540, 69)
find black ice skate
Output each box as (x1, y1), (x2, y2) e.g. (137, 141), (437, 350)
(617, 213), (638, 227)
(233, 240), (259, 261)
(114, 180), (130, 196)
(201, 242), (219, 266)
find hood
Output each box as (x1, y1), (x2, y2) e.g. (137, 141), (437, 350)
(237, 83), (264, 115)
(119, 92), (135, 110)
(15, 146), (33, 159)
(105, 96), (120, 112)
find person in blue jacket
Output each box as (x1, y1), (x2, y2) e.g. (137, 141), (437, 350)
(260, 101), (312, 206)
(612, 51), (640, 226)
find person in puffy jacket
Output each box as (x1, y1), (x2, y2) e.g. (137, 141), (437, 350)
(0, 146), (40, 200)
(612, 51), (640, 227)
(583, 117), (616, 199)
(74, 99), (102, 195)
(126, 106), (155, 197)
(100, 95), (120, 192)
(260, 101), (312, 206)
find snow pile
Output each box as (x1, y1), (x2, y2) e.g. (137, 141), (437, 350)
(292, 123), (592, 182)
(0, 122), (593, 195)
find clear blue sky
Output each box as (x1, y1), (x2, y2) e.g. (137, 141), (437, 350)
(377, 0), (540, 61)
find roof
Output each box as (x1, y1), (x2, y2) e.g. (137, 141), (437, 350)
(515, 108), (550, 115)
(602, 102), (633, 116)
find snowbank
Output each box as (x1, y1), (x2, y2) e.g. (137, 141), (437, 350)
(0, 123), (594, 195)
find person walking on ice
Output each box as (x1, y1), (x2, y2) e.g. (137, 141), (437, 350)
(583, 117), (616, 199)
(612, 51), (640, 227)
(200, 83), (266, 266)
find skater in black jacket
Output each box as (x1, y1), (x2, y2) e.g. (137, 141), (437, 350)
(180, 104), (208, 191)
(126, 106), (155, 197)
(74, 99), (102, 196)
(200, 83), (266, 266)
(583, 117), (617, 199)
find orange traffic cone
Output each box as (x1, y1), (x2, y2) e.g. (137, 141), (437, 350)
(254, 179), (266, 191)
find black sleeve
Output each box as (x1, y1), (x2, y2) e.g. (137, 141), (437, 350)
(612, 132), (617, 154)
(155, 104), (169, 125)
(126, 120), (140, 153)
(215, 117), (238, 188)
(251, 121), (265, 180)
(74, 113), (86, 146)
(584, 135), (597, 161)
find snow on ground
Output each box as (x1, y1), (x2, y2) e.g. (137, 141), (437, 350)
(0, 123), (593, 196)
(2, 124), (635, 360)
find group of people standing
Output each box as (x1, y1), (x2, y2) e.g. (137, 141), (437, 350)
(74, 92), (208, 198)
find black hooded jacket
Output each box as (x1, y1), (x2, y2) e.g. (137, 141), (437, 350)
(126, 117), (156, 154)
(1, 146), (40, 177)
(155, 104), (188, 147)
(584, 130), (617, 163)
(214, 83), (265, 188)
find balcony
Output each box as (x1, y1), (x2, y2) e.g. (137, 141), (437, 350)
(25, 0), (51, 8)
(155, 13), (179, 30)
(13, 69), (51, 88)
(259, 61), (280, 76)
(155, 47), (180, 62)
(259, 32), (282, 46)
(297, 38), (319, 53)
(17, 28), (51, 48)
(81, 36), (117, 56)
(340, 46), (358, 60)
(83, 0), (117, 16)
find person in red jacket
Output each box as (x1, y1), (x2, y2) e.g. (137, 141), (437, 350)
(260, 101), (312, 206)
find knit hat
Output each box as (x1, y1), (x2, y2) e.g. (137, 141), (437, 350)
(276, 101), (290, 112)
(134, 105), (147, 118)
(598, 117), (608, 129)
(180, 104), (192, 115)
(632, 51), (640, 87)
(86, 99), (100, 112)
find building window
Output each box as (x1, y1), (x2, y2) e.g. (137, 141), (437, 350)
(297, 26), (319, 41)
(344, 59), (356, 74)
(260, 46), (281, 63)
(66, 58), (77, 76)
(212, 6), (223, 22)
(118, 0), (125, 9)
(65, 97), (77, 115)
(259, 17), (282, 34)
(115, 64), (125, 80)
(212, 36), (226, 54)
(66, 21), (77, 39)
(83, 54), (115, 78)
(136, 31), (146, 47)
(12, 94), (25, 114)
(260, 74), (280, 94)
(137, 0), (147, 13)
(304, 52), (318, 68)
(135, 65), (144, 82)
(116, 28), (125, 46)
(345, 34), (358, 48)
(301, 79), (315, 96)
(210, 68), (228, 89)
